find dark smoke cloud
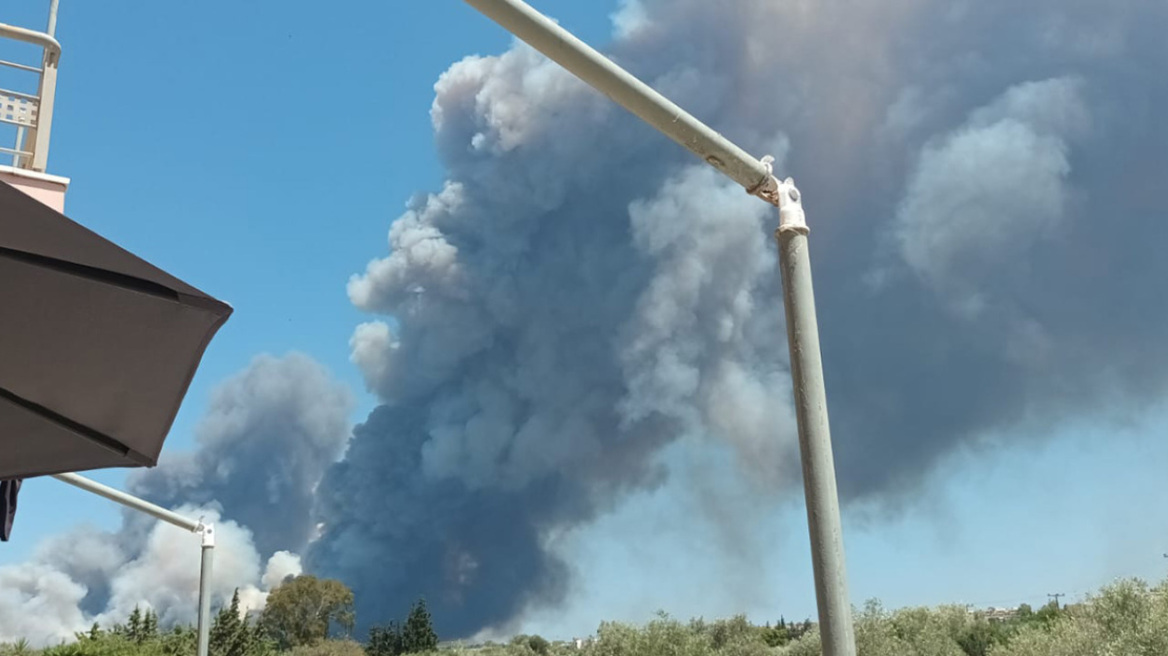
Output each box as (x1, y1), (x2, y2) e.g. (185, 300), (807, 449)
(130, 353), (353, 558)
(308, 0), (1168, 639)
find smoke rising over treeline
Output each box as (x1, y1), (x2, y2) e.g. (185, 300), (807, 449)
(4, 0), (1167, 644)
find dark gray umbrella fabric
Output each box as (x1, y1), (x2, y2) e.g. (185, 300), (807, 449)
(0, 180), (232, 482)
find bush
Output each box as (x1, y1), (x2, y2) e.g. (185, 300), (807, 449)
(989, 579), (1168, 656)
(41, 627), (196, 656)
(290, 639), (368, 656)
(525, 636), (549, 656)
(585, 612), (771, 656)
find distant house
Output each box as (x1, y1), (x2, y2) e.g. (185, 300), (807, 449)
(982, 607), (1019, 622)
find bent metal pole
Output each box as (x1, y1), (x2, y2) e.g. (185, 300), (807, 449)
(52, 473), (217, 656)
(460, 1), (856, 654)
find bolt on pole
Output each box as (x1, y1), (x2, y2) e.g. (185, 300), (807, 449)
(460, 2), (856, 654)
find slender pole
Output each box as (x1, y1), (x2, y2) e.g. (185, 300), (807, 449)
(46, 0), (60, 37)
(775, 188), (855, 656)
(52, 473), (201, 532)
(460, 2), (855, 654)
(197, 527), (216, 656)
(52, 473), (216, 655)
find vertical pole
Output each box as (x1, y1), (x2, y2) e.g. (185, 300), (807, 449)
(46, 0), (60, 37)
(196, 526), (215, 656)
(775, 182), (856, 656)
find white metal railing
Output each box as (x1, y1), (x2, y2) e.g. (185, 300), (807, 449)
(0, 3), (61, 172)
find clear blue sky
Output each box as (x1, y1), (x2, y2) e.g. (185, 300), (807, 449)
(3, 0), (1167, 635)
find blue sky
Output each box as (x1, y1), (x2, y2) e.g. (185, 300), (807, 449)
(3, 0), (1168, 637)
(0, 0), (616, 558)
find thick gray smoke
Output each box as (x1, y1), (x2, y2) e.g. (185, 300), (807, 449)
(130, 353), (354, 558)
(308, 0), (1168, 639)
(8, 0), (1166, 644)
(0, 354), (348, 644)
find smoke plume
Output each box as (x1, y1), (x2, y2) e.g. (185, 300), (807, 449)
(6, 0), (1168, 644)
(129, 353), (354, 558)
(0, 354), (348, 644)
(309, 0), (1168, 638)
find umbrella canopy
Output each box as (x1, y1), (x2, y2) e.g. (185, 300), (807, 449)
(0, 180), (232, 480)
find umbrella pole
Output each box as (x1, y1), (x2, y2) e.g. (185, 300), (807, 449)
(51, 473), (217, 650)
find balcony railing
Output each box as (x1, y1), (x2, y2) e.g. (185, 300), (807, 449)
(0, 18), (61, 172)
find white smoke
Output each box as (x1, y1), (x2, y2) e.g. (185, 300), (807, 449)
(0, 510), (291, 646)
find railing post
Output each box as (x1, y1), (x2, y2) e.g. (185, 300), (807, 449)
(0, 18), (62, 172)
(28, 47), (57, 172)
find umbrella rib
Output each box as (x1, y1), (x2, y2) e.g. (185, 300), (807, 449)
(0, 245), (182, 303)
(0, 384), (153, 465)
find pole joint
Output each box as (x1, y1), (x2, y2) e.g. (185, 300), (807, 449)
(775, 177), (808, 236)
(198, 522), (215, 548)
(746, 155), (782, 206)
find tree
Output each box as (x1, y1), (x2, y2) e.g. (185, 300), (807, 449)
(212, 589), (271, 656)
(525, 635), (550, 655)
(401, 599), (438, 654)
(260, 575), (355, 649)
(366, 622), (403, 656)
(759, 623), (790, 647)
(367, 599), (438, 656)
(110, 605), (157, 645)
(143, 610), (159, 641)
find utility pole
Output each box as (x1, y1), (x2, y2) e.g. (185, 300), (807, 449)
(459, 2), (856, 654)
(1047, 593), (1065, 609)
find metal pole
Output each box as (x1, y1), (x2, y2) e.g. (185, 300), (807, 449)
(46, 0), (60, 37)
(462, 0), (775, 196)
(53, 472), (201, 532)
(52, 473), (216, 654)
(461, 2), (855, 655)
(197, 527), (215, 656)
(775, 189), (855, 656)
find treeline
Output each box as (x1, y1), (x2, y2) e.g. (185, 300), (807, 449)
(3, 575), (1166, 656)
